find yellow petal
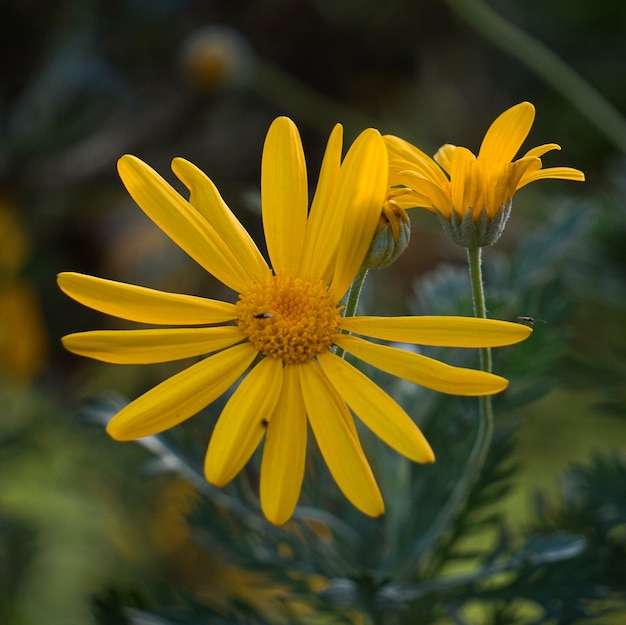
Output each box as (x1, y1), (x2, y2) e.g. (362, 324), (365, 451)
(449, 147), (485, 219)
(299, 362), (384, 517)
(523, 143), (561, 159)
(388, 168), (415, 189)
(62, 326), (244, 364)
(518, 166), (585, 188)
(106, 342), (258, 440)
(487, 162), (519, 217)
(171, 158), (270, 283)
(335, 334), (509, 396)
(488, 157), (540, 215)
(340, 315), (532, 347)
(260, 364), (307, 525)
(117, 155), (250, 293)
(330, 129), (388, 301)
(318, 351), (434, 463)
(433, 143), (456, 174)
(399, 171), (452, 216)
(384, 135), (448, 184)
(478, 102), (535, 168)
(57, 272), (238, 325)
(205, 356), (283, 486)
(389, 192), (438, 213)
(298, 124), (343, 281)
(261, 117), (308, 273)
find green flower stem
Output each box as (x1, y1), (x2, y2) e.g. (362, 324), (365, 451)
(450, 246), (495, 526)
(417, 246), (493, 576)
(466, 246), (495, 497)
(467, 246), (493, 373)
(335, 267), (369, 359)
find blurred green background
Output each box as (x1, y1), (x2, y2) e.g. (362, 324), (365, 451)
(1, 1), (625, 623)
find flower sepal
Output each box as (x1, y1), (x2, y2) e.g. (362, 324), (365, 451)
(436, 199), (512, 248)
(362, 211), (411, 269)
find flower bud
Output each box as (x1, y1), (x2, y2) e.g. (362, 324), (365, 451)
(362, 191), (411, 269)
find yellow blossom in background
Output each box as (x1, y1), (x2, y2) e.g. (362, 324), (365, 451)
(0, 282), (49, 382)
(385, 102), (585, 247)
(151, 477), (198, 555)
(0, 201), (49, 381)
(0, 201), (30, 274)
(58, 117), (531, 524)
(180, 26), (252, 92)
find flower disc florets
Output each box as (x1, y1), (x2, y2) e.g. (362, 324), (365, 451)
(237, 273), (341, 365)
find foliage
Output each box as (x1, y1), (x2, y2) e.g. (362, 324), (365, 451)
(75, 208), (624, 625)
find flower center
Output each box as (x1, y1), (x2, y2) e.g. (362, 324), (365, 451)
(236, 273), (341, 365)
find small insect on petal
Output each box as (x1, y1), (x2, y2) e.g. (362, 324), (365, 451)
(517, 316), (545, 327)
(254, 312), (274, 319)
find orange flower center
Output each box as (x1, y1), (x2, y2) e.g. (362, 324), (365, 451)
(236, 273), (341, 365)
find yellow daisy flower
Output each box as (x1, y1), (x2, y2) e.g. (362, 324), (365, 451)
(384, 101), (585, 247)
(58, 117), (531, 524)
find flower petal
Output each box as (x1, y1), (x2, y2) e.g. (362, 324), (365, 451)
(340, 315), (532, 347)
(478, 102), (535, 168)
(522, 143), (561, 159)
(261, 117), (308, 273)
(384, 135), (448, 184)
(330, 129), (388, 301)
(449, 147), (485, 219)
(171, 157), (270, 283)
(433, 143), (456, 174)
(117, 155), (250, 293)
(335, 334), (509, 396)
(205, 356), (283, 486)
(487, 156), (545, 217)
(298, 124), (343, 281)
(300, 362), (384, 517)
(57, 272), (238, 325)
(398, 171), (452, 216)
(318, 351), (434, 463)
(260, 364), (307, 525)
(62, 326), (244, 364)
(106, 342), (258, 440)
(518, 166), (586, 188)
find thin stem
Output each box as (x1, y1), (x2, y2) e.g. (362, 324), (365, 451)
(417, 247), (494, 577)
(467, 247), (492, 372)
(335, 267), (368, 359)
(465, 246), (494, 491)
(344, 266), (369, 320)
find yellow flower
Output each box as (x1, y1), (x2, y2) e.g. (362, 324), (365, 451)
(180, 26), (252, 93)
(0, 202), (49, 381)
(385, 102), (585, 247)
(58, 117), (531, 524)
(0, 281), (49, 381)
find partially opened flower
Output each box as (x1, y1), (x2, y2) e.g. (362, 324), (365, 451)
(59, 117), (531, 524)
(385, 101), (585, 247)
